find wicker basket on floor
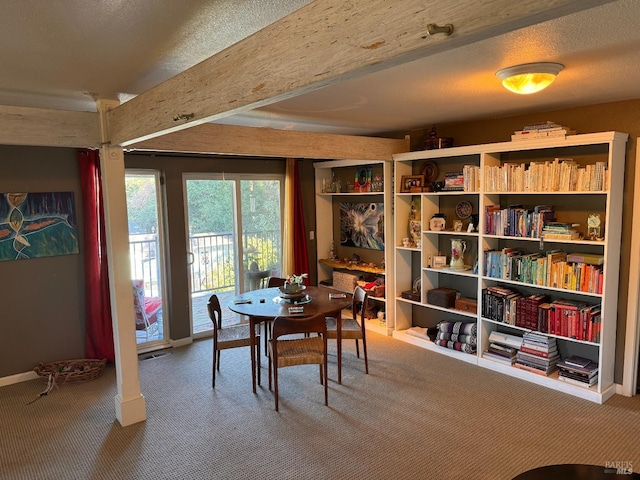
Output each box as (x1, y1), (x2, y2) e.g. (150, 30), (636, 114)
(34, 358), (106, 383)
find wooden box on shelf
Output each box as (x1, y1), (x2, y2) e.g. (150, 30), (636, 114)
(427, 288), (458, 308)
(401, 290), (421, 301)
(455, 297), (478, 313)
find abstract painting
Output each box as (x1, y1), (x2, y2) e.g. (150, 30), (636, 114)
(339, 202), (384, 250)
(0, 192), (79, 261)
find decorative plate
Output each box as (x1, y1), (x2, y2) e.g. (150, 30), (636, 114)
(455, 200), (473, 219)
(412, 277), (421, 293)
(420, 161), (439, 183)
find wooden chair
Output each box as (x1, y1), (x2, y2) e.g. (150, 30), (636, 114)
(260, 277), (287, 355)
(208, 294), (260, 388)
(267, 277), (286, 288)
(268, 313), (328, 411)
(326, 285), (370, 383)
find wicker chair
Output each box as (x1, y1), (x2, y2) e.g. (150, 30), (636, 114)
(208, 294), (260, 388)
(326, 285), (370, 383)
(268, 313), (328, 411)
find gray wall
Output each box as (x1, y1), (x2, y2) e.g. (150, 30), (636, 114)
(0, 146), (85, 377)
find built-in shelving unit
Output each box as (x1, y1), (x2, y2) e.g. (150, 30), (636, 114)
(393, 132), (628, 403)
(314, 159), (394, 335)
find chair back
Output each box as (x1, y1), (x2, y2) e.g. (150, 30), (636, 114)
(207, 294), (222, 330)
(352, 285), (369, 322)
(267, 277), (286, 288)
(272, 312), (327, 340)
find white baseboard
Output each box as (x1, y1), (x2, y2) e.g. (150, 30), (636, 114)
(0, 370), (39, 388)
(169, 337), (193, 348)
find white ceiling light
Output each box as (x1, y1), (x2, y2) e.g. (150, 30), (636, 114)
(496, 62), (564, 94)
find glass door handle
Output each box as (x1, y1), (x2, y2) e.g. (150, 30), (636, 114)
(187, 252), (194, 265)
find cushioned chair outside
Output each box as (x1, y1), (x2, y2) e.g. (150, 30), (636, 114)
(208, 294), (260, 388)
(326, 285), (370, 383)
(132, 279), (162, 340)
(268, 313), (328, 411)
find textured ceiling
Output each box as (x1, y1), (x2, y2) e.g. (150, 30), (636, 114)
(1, 0), (640, 135)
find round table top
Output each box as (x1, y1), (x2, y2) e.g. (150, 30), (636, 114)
(228, 286), (351, 318)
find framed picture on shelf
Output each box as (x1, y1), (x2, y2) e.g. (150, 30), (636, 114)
(432, 255), (447, 268)
(355, 167), (372, 192)
(400, 175), (425, 193)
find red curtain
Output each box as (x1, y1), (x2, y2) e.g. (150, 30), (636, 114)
(78, 149), (115, 362)
(292, 159), (309, 283)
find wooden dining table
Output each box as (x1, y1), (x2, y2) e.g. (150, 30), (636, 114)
(228, 285), (352, 393)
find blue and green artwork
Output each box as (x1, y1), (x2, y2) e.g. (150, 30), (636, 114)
(0, 192), (79, 261)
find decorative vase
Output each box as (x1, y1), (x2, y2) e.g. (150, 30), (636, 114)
(409, 219), (421, 247)
(450, 238), (467, 269)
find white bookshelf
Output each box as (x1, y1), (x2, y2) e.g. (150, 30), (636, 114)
(314, 159), (394, 335)
(392, 131), (628, 403)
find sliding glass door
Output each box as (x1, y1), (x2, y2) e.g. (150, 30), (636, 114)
(184, 174), (282, 337)
(125, 171), (167, 348)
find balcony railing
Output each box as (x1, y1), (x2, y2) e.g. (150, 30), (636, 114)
(129, 230), (281, 297)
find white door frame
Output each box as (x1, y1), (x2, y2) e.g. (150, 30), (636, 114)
(623, 141), (640, 396)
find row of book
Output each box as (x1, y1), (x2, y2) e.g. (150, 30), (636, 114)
(461, 164), (480, 192)
(481, 286), (602, 342)
(483, 158), (608, 193)
(483, 330), (599, 387)
(484, 204), (555, 238)
(483, 248), (604, 294)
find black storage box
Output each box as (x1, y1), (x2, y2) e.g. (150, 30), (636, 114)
(427, 287), (458, 308)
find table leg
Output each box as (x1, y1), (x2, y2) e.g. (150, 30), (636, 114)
(336, 309), (343, 384)
(250, 316), (257, 394)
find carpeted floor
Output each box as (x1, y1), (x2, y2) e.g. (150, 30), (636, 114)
(2, 331), (640, 480)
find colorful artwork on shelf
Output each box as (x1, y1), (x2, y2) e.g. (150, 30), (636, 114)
(0, 191), (79, 261)
(339, 202), (384, 250)
(354, 167), (372, 192)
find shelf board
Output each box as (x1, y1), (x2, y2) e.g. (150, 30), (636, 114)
(423, 266), (477, 278)
(395, 298), (478, 318)
(393, 330), (478, 365)
(422, 230), (479, 237)
(317, 191), (384, 196)
(481, 317), (600, 346)
(319, 258), (385, 275)
(481, 276), (603, 298)
(484, 234), (605, 246)
(477, 356), (612, 404)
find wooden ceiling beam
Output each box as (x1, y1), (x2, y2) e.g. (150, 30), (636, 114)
(127, 123), (408, 160)
(0, 105), (100, 148)
(108, 0), (612, 146)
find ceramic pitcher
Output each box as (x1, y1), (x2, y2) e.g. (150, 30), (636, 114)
(450, 238), (467, 269)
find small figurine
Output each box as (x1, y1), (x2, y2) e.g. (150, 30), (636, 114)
(329, 241), (336, 259)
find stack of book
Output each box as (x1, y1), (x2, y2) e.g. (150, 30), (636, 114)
(514, 332), (559, 376)
(443, 171), (465, 191)
(511, 122), (576, 141)
(557, 355), (599, 387)
(542, 222), (581, 240)
(482, 331), (522, 365)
